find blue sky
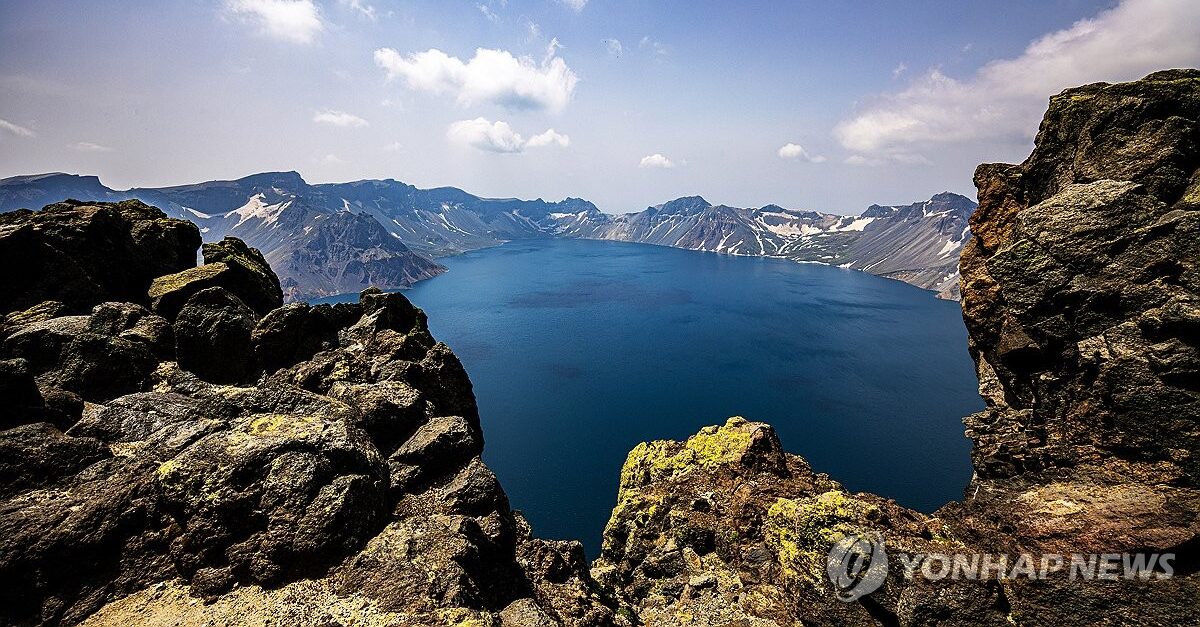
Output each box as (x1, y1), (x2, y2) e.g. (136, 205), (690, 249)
(1, 0), (1198, 213)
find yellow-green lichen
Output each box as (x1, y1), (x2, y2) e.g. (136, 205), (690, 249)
(155, 459), (180, 478)
(764, 491), (879, 585)
(147, 263), (228, 298)
(603, 417), (759, 556)
(245, 413), (322, 438)
(617, 417), (755, 492)
(434, 607), (493, 627)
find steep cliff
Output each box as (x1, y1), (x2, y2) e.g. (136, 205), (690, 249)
(269, 210), (447, 302)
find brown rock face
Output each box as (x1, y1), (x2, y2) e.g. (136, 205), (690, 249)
(961, 69), (1200, 483)
(947, 69), (1200, 625)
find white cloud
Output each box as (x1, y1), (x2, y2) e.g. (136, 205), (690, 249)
(777, 143), (826, 163)
(318, 153), (345, 165)
(374, 41), (578, 112)
(524, 20), (542, 42)
(69, 141), (113, 152)
(0, 118), (35, 137)
(605, 39), (623, 57)
(225, 0), (323, 44)
(447, 118), (570, 153)
(339, 0), (375, 20)
(639, 153), (676, 169)
(558, 0), (587, 11)
(835, 0), (1200, 158)
(891, 63), (907, 78)
(477, 3), (499, 22)
(381, 141), (403, 152)
(313, 110), (369, 127)
(525, 128), (570, 148)
(844, 152), (931, 167)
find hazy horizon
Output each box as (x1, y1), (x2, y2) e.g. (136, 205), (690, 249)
(2, 0), (1199, 214)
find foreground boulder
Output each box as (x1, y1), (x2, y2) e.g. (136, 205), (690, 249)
(149, 236), (283, 320)
(173, 286), (258, 383)
(592, 417), (961, 626)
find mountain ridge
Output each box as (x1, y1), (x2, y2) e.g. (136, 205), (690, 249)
(0, 171), (975, 300)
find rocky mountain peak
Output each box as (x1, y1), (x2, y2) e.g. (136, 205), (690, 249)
(653, 196), (713, 214)
(237, 170), (308, 192)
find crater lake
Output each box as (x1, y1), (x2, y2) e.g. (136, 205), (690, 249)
(317, 238), (983, 555)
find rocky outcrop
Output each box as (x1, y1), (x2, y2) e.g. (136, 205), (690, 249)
(0, 200), (199, 316)
(948, 68), (1200, 624)
(0, 202), (616, 627)
(590, 417), (961, 626)
(149, 236), (283, 319)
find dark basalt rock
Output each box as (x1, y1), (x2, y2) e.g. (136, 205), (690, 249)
(201, 237), (284, 316)
(149, 237), (283, 321)
(252, 301), (362, 374)
(0, 358), (45, 429)
(2, 303), (165, 405)
(0, 200), (199, 316)
(173, 287), (258, 384)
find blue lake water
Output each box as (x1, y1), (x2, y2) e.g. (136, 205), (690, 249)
(318, 238), (982, 556)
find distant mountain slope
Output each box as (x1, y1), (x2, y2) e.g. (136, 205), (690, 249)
(0, 172), (446, 301)
(552, 192), (975, 298)
(270, 210), (446, 302)
(0, 173), (126, 209)
(0, 171), (974, 299)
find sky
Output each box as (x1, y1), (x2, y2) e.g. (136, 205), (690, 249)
(1, 0), (1199, 214)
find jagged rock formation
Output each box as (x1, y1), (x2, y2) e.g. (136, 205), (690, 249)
(0, 201), (615, 627)
(590, 417), (963, 626)
(947, 68), (1200, 623)
(0, 199), (200, 316)
(0, 173), (973, 300)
